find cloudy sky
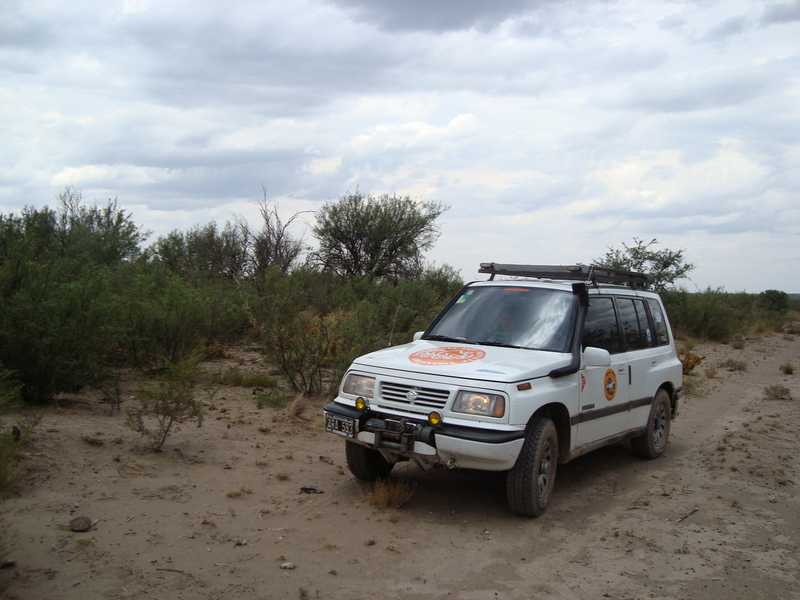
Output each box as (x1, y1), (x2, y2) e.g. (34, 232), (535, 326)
(2, 0), (799, 292)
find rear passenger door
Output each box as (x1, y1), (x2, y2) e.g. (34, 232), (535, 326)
(575, 296), (631, 447)
(615, 297), (661, 430)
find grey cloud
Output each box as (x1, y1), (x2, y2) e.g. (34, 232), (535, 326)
(658, 14), (687, 30)
(327, 0), (539, 32)
(760, 0), (800, 25)
(622, 66), (778, 114)
(700, 15), (749, 42)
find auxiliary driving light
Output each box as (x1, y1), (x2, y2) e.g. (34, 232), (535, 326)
(355, 397), (367, 411)
(428, 412), (442, 426)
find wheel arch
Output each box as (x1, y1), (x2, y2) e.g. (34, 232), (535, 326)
(655, 382), (677, 417)
(532, 402), (571, 465)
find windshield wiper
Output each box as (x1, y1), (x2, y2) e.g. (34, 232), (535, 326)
(423, 334), (473, 343)
(478, 340), (525, 349)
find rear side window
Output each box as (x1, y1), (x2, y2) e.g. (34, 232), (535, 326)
(583, 297), (621, 354)
(646, 298), (670, 346)
(617, 298), (653, 350)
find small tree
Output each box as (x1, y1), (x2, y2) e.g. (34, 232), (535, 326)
(55, 187), (147, 265)
(149, 221), (248, 281)
(594, 238), (694, 291)
(312, 190), (447, 281)
(239, 186), (308, 277)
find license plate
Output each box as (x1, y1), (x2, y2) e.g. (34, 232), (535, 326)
(325, 412), (356, 438)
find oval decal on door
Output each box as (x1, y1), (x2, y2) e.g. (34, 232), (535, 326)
(604, 368), (618, 401)
(409, 347), (486, 366)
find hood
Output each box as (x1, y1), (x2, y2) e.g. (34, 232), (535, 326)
(352, 340), (571, 383)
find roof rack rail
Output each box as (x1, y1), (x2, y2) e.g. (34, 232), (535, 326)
(478, 263), (651, 290)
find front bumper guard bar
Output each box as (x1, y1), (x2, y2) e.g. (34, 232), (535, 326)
(324, 402), (525, 452)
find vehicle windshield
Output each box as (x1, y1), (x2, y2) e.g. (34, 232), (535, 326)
(424, 286), (575, 352)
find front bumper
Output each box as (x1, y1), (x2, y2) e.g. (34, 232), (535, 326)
(324, 402), (525, 471)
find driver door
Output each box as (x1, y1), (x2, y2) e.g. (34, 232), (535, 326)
(575, 296), (631, 447)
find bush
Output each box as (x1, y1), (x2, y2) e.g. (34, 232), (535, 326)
(662, 288), (737, 342)
(760, 289), (789, 313)
(0, 262), (118, 402)
(124, 353), (204, 451)
(114, 266), (246, 369)
(247, 269), (461, 395)
(0, 192), (146, 402)
(0, 367), (23, 499)
(662, 288), (796, 341)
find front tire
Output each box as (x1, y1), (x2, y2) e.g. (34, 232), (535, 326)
(506, 417), (558, 517)
(345, 441), (394, 480)
(631, 389), (671, 459)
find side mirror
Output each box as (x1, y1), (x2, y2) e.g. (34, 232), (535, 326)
(582, 346), (611, 367)
(413, 331), (424, 341)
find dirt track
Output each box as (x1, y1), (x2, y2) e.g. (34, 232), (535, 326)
(2, 336), (799, 600)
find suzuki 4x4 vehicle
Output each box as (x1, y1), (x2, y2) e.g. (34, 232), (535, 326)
(324, 263), (683, 517)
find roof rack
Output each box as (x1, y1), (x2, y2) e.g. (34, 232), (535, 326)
(478, 263), (651, 290)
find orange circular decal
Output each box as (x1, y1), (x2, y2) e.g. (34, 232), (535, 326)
(409, 347), (486, 366)
(604, 369), (618, 401)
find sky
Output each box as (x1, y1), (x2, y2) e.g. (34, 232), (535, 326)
(1, 0), (799, 293)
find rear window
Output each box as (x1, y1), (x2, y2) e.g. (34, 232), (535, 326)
(646, 298), (670, 346)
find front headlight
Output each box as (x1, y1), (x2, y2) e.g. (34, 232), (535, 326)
(342, 374), (375, 398)
(453, 391), (506, 418)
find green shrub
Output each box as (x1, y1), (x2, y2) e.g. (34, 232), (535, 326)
(663, 287), (796, 341)
(0, 367), (23, 499)
(662, 288), (738, 341)
(247, 269), (460, 395)
(760, 289), (789, 313)
(114, 266), (246, 369)
(124, 353), (204, 451)
(0, 193), (145, 403)
(0, 262), (118, 402)
(211, 368), (277, 388)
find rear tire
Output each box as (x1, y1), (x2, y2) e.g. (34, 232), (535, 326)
(345, 441), (394, 480)
(506, 417), (558, 517)
(631, 389), (671, 459)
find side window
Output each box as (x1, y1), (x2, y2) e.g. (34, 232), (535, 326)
(617, 298), (652, 350)
(646, 298), (670, 346)
(583, 297), (621, 354)
(634, 300), (654, 347)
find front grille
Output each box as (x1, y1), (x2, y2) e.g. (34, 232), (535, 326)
(379, 381), (450, 410)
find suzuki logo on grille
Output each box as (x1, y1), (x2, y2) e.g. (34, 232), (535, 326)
(405, 390), (419, 403)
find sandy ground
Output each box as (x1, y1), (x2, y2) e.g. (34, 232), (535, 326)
(1, 334), (799, 600)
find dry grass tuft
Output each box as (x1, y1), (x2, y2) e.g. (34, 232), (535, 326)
(364, 478), (417, 510)
(719, 358), (747, 372)
(226, 485), (253, 498)
(730, 340), (746, 350)
(764, 384), (792, 400)
(80, 433), (105, 446)
(681, 377), (706, 398)
(281, 394), (309, 421)
(779, 363), (794, 375)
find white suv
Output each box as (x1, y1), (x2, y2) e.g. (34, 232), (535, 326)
(324, 264), (683, 517)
